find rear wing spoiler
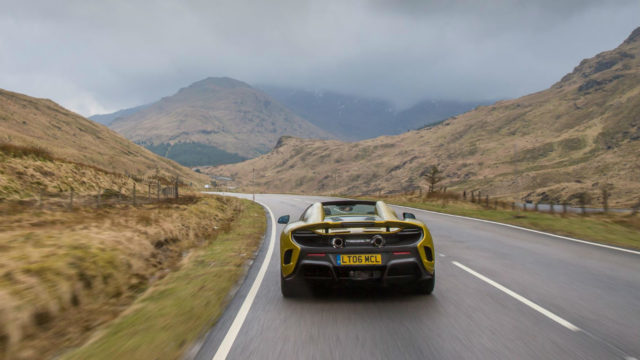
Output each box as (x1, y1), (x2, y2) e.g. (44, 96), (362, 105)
(289, 219), (424, 234)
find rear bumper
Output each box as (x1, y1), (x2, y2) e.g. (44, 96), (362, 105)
(283, 248), (433, 286)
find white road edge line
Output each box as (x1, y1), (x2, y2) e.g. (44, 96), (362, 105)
(394, 205), (640, 256)
(211, 201), (276, 360)
(452, 261), (581, 332)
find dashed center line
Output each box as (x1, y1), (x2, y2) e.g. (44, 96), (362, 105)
(452, 260), (581, 332)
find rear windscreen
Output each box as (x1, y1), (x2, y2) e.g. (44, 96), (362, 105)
(323, 203), (377, 216)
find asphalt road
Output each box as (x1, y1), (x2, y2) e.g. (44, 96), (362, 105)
(194, 193), (640, 360)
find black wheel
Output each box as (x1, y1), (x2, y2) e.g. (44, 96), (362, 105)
(414, 273), (435, 295)
(281, 275), (304, 298)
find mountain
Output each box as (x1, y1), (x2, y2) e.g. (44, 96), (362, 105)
(259, 86), (488, 140)
(0, 88), (209, 198)
(205, 27), (640, 207)
(396, 99), (492, 131)
(258, 87), (396, 140)
(108, 77), (334, 166)
(89, 103), (151, 126)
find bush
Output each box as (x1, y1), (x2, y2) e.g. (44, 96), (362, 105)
(0, 143), (53, 161)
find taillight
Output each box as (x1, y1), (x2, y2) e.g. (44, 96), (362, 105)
(307, 253), (326, 257)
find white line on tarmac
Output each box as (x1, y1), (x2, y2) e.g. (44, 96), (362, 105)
(211, 201), (277, 360)
(452, 260), (580, 332)
(394, 205), (640, 256)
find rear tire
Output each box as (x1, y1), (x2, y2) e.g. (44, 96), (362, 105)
(414, 273), (435, 295)
(281, 275), (304, 298)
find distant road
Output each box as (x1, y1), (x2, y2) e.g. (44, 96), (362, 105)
(195, 193), (640, 360)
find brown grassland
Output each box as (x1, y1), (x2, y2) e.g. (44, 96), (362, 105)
(0, 194), (263, 360)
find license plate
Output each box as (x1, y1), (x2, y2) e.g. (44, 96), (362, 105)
(337, 254), (381, 265)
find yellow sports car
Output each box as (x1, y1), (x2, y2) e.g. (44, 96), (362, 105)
(277, 200), (435, 297)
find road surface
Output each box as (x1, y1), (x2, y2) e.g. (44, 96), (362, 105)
(194, 193), (640, 360)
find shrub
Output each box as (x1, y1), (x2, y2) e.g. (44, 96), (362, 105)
(0, 143), (53, 161)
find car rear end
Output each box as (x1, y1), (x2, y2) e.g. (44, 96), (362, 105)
(280, 218), (435, 296)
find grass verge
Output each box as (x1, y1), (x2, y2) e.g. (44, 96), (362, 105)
(368, 195), (639, 251)
(61, 199), (265, 360)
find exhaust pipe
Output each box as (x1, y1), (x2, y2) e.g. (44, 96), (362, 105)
(371, 235), (385, 248)
(331, 237), (345, 249)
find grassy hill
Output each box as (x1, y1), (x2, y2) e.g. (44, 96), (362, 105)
(0, 88), (267, 359)
(109, 77), (334, 165)
(0, 89), (209, 198)
(205, 27), (640, 207)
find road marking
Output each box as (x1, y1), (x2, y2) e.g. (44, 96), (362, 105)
(439, 253), (446, 257)
(452, 261), (581, 332)
(211, 201), (277, 360)
(394, 205), (640, 256)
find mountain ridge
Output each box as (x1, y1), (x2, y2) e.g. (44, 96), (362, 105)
(205, 27), (640, 207)
(259, 85), (489, 140)
(108, 77), (334, 164)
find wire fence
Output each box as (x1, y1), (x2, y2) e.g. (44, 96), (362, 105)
(1, 178), (188, 212)
(382, 188), (638, 216)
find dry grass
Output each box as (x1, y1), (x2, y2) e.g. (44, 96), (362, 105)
(0, 143), (53, 161)
(0, 194), (245, 360)
(0, 148), (195, 200)
(61, 200), (265, 360)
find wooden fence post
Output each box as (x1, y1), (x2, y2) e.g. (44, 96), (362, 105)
(175, 176), (179, 199)
(96, 189), (101, 208)
(148, 183), (151, 200)
(133, 183), (137, 206)
(157, 181), (160, 201)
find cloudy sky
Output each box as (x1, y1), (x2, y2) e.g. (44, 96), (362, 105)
(1, 0), (638, 116)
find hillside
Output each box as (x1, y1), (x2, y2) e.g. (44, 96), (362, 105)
(205, 27), (640, 207)
(109, 77), (334, 165)
(260, 86), (486, 140)
(89, 103), (151, 126)
(0, 89), (209, 198)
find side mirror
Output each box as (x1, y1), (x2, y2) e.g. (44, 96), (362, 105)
(278, 215), (290, 224)
(403, 212), (416, 220)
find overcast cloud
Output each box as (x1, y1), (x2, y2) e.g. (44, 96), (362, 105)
(1, 0), (638, 115)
